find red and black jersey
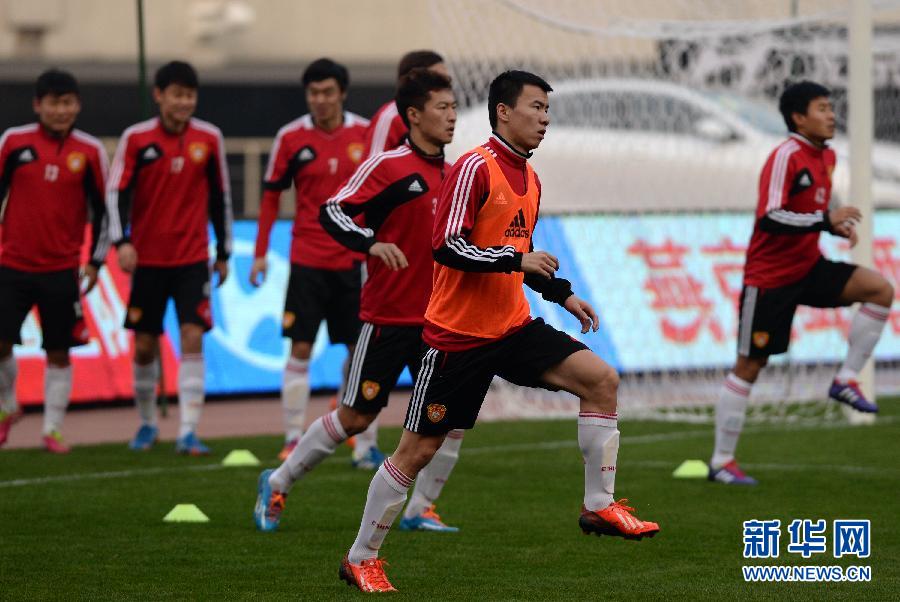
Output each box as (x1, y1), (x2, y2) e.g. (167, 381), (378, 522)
(424, 133), (573, 351)
(106, 117), (233, 267)
(744, 133), (837, 289)
(320, 140), (447, 326)
(255, 112), (369, 270)
(0, 123), (109, 272)
(364, 101), (407, 161)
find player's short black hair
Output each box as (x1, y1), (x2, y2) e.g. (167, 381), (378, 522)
(302, 58), (349, 91)
(35, 69), (79, 99)
(395, 68), (453, 128)
(397, 50), (444, 80)
(488, 70), (552, 129)
(154, 61), (199, 90)
(779, 81), (830, 132)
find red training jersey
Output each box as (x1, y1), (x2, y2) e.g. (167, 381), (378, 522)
(744, 133), (837, 289)
(364, 101), (407, 161)
(0, 123), (109, 272)
(255, 113), (369, 270)
(320, 140), (448, 326)
(107, 117), (233, 267)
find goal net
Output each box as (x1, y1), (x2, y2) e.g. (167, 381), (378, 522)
(430, 0), (900, 424)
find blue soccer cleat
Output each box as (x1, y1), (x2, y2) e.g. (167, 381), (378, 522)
(175, 431), (210, 456)
(254, 469), (287, 532)
(399, 505), (459, 532)
(828, 380), (878, 413)
(351, 446), (386, 471)
(128, 424), (159, 451)
(708, 460), (758, 486)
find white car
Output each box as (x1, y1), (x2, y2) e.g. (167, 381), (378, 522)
(446, 78), (900, 213)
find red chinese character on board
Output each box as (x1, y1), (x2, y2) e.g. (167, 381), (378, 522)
(628, 239), (725, 343)
(872, 238), (900, 333)
(701, 237), (747, 307)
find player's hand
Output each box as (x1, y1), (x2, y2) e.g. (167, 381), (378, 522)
(213, 259), (229, 287)
(369, 242), (408, 271)
(564, 295), (600, 334)
(521, 251), (559, 278)
(828, 206), (862, 231)
(846, 226), (859, 248)
(81, 264), (99, 294)
(249, 257), (267, 287)
(117, 243), (137, 274)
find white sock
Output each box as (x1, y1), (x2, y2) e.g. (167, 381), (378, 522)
(0, 355), (18, 414)
(836, 303), (890, 382)
(178, 353), (205, 439)
(578, 412), (619, 511)
(43, 364), (72, 435)
(352, 417), (379, 460)
(269, 409), (347, 492)
(404, 429), (463, 518)
(134, 361), (159, 427)
(282, 357), (310, 442)
(347, 458), (413, 564)
(711, 373), (752, 468)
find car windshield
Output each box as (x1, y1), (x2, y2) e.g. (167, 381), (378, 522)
(699, 91), (786, 136)
(550, 90), (708, 134)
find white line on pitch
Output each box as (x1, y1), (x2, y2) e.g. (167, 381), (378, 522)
(2, 418), (898, 488)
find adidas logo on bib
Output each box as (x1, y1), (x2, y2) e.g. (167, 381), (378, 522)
(799, 173), (812, 186)
(504, 208), (530, 238)
(298, 147), (314, 161)
(408, 179), (423, 193)
(142, 147), (159, 160)
(19, 149), (35, 162)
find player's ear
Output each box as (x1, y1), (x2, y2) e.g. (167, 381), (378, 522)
(32, 97), (41, 115)
(152, 87), (163, 105)
(496, 102), (510, 124)
(406, 106), (420, 126)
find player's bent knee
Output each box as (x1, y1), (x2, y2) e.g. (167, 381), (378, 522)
(339, 407), (376, 437)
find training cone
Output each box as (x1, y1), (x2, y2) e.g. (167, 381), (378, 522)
(672, 459), (709, 479)
(163, 504), (210, 523)
(222, 449), (260, 467)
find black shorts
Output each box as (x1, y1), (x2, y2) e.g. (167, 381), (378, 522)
(340, 323), (424, 414)
(0, 266), (88, 350)
(125, 262), (212, 335)
(282, 263), (362, 345)
(404, 318), (589, 436)
(738, 258), (857, 358)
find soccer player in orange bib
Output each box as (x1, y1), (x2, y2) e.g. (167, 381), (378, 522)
(338, 70), (659, 593)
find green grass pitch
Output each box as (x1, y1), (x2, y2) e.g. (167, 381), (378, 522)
(1, 401), (897, 600)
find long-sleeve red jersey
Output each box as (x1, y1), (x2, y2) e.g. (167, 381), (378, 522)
(744, 133), (837, 289)
(255, 112), (369, 270)
(364, 101), (407, 161)
(106, 117), (233, 267)
(0, 123), (109, 272)
(320, 140), (447, 326)
(424, 134), (573, 351)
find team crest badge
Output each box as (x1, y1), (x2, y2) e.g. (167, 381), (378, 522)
(361, 380), (380, 400)
(426, 403), (447, 423)
(752, 331), (770, 348)
(347, 142), (365, 164)
(127, 307), (143, 324)
(66, 151), (86, 174)
(282, 311), (296, 329)
(188, 142), (209, 163)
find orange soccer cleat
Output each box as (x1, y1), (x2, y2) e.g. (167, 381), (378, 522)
(339, 555), (397, 593)
(579, 499), (659, 540)
(277, 438), (298, 462)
